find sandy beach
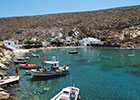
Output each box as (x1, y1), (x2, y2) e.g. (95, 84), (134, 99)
(28, 46), (85, 51)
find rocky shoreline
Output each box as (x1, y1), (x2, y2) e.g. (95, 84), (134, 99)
(0, 45), (14, 100)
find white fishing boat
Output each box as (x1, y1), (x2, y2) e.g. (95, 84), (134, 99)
(128, 54), (135, 57)
(16, 56), (29, 60)
(14, 60), (28, 64)
(30, 56), (70, 77)
(0, 76), (20, 86)
(51, 86), (80, 100)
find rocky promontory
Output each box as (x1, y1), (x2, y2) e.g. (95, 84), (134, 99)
(0, 43), (14, 99)
(0, 87), (10, 100)
(0, 45), (14, 70)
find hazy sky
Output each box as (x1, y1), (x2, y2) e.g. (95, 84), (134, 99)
(0, 0), (140, 18)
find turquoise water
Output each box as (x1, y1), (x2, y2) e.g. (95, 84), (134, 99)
(7, 48), (140, 100)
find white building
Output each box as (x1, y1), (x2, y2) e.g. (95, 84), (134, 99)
(42, 40), (50, 47)
(79, 37), (103, 46)
(3, 40), (19, 50)
(3, 40), (29, 55)
(31, 38), (37, 41)
(66, 37), (73, 42)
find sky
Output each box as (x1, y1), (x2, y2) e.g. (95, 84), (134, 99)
(0, 0), (140, 18)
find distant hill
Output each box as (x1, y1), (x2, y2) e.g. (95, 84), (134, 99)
(0, 5), (140, 47)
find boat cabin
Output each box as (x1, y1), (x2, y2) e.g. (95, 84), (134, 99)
(44, 61), (59, 68)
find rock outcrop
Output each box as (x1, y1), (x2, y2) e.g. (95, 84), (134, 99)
(0, 87), (10, 100)
(0, 45), (13, 100)
(0, 46), (14, 70)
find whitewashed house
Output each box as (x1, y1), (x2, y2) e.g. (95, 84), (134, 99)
(31, 38), (37, 41)
(66, 37), (73, 42)
(3, 40), (29, 55)
(3, 40), (19, 50)
(42, 40), (50, 47)
(79, 37), (103, 46)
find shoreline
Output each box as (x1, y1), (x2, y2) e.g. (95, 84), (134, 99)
(27, 46), (140, 51)
(0, 46), (14, 100)
(28, 46), (85, 51)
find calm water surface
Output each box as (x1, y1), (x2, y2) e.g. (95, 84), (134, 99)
(6, 48), (140, 100)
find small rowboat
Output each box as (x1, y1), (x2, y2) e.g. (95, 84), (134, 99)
(51, 86), (80, 100)
(0, 76), (20, 86)
(19, 63), (39, 69)
(69, 51), (78, 54)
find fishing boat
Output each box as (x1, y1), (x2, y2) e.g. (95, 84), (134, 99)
(14, 60), (28, 64)
(128, 54), (135, 57)
(16, 56), (29, 60)
(30, 56), (70, 77)
(69, 51), (78, 54)
(0, 76), (20, 86)
(32, 53), (40, 58)
(51, 86), (80, 100)
(19, 63), (39, 69)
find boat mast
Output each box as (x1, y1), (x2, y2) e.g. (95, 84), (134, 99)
(43, 48), (45, 68)
(43, 43), (47, 68)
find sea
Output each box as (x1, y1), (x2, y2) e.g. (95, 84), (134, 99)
(6, 47), (140, 100)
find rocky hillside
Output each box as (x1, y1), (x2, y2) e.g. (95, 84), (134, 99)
(0, 43), (14, 100)
(0, 5), (140, 47)
(0, 43), (14, 71)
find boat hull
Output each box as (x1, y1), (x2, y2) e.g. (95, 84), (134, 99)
(51, 86), (80, 100)
(14, 60), (28, 64)
(19, 63), (39, 69)
(69, 51), (78, 54)
(31, 70), (68, 77)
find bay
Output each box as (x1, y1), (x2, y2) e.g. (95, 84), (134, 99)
(6, 48), (140, 100)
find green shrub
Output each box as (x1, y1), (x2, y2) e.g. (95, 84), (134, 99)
(75, 41), (80, 46)
(0, 37), (3, 41)
(103, 40), (112, 46)
(50, 40), (63, 46)
(24, 40), (34, 44)
(100, 36), (105, 41)
(24, 40), (42, 45)
(34, 41), (42, 45)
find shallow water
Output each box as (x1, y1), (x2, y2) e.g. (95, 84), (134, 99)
(6, 48), (140, 100)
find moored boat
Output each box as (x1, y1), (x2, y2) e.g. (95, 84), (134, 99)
(51, 86), (80, 100)
(14, 60), (28, 64)
(32, 53), (40, 57)
(128, 54), (135, 57)
(30, 56), (70, 77)
(16, 56), (29, 60)
(19, 63), (39, 69)
(69, 51), (78, 54)
(0, 76), (20, 86)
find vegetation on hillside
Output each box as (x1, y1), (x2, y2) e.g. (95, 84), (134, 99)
(24, 40), (42, 45)
(50, 40), (63, 46)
